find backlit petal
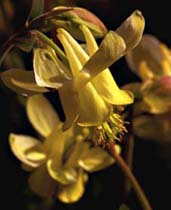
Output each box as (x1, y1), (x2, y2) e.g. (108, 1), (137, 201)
(79, 31), (126, 84)
(27, 94), (61, 137)
(59, 82), (79, 130)
(116, 10), (145, 52)
(78, 144), (121, 172)
(9, 133), (46, 168)
(57, 169), (87, 203)
(33, 48), (70, 89)
(1, 69), (48, 95)
(77, 82), (112, 126)
(47, 160), (77, 185)
(92, 69), (133, 105)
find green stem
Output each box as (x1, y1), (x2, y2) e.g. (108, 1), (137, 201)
(31, 30), (69, 65)
(108, 142), (153, 210)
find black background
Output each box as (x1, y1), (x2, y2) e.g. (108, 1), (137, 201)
(0, 1), (171, 210)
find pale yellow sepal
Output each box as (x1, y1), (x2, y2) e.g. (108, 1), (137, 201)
(9, 133), (46, 168)
(27, 94), (61, 137)
(78, 145), (120, 172)
(1, 69), (48, 95)
(57, 169), (87, 203)
(116, 10), (145, 52)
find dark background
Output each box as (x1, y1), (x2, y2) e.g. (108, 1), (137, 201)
(0, 1), (171, 210)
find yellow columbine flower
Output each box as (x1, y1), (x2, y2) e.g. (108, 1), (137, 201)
(9, 94), (119, 203)
(1, 10), (145, 129)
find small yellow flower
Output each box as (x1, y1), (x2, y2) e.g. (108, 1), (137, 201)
(9, 94), (119, 203)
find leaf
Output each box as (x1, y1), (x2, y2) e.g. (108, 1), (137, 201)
(26, 0), (44, 26)
(1, 69), (48, 95)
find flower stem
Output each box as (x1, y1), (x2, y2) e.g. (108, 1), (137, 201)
(107, 142), (153, 210)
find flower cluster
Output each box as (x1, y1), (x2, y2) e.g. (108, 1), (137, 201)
(125, 35), (171, 141)
(0, 5), (145, 203)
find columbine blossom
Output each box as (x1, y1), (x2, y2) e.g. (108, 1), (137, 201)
(1, 10), (145, 130)
(124, 35), (171, 141)
(10, 94), (118, 203)
(125, 35), (171, 114)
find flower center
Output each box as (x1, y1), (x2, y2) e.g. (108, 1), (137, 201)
(90, 113), (127, 147)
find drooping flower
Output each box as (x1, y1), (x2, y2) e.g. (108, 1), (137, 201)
(10, 94), (119, 203)
(124, 35), (171, 142)
(1, 10), (145, 130)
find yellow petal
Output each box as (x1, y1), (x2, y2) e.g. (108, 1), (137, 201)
(78, 25), (133, 105)
(27, 94), (61, 137)
(64, 141), (89, 168)
(80, 31), (126, 83)
(92, 68), (134, 105)
(80, 25), (98, 56)
(57, 31), (82, 77)
(9, 133), (46, 168)
(47, 160), (77, 185)
(78, 145), (119, 172)
(28, 165), (57, 198)
(44, 126), (65, 164)
(58, 28), (89, 65)
(122, 82), (142, 100)
(1, 69), (48, 95)
(33, 48), (70, 89)
(59, 82), (79, 130)
(116, 10), (145, 52)
(57, 170), (87, 203)
(77, 82), (112, 126)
